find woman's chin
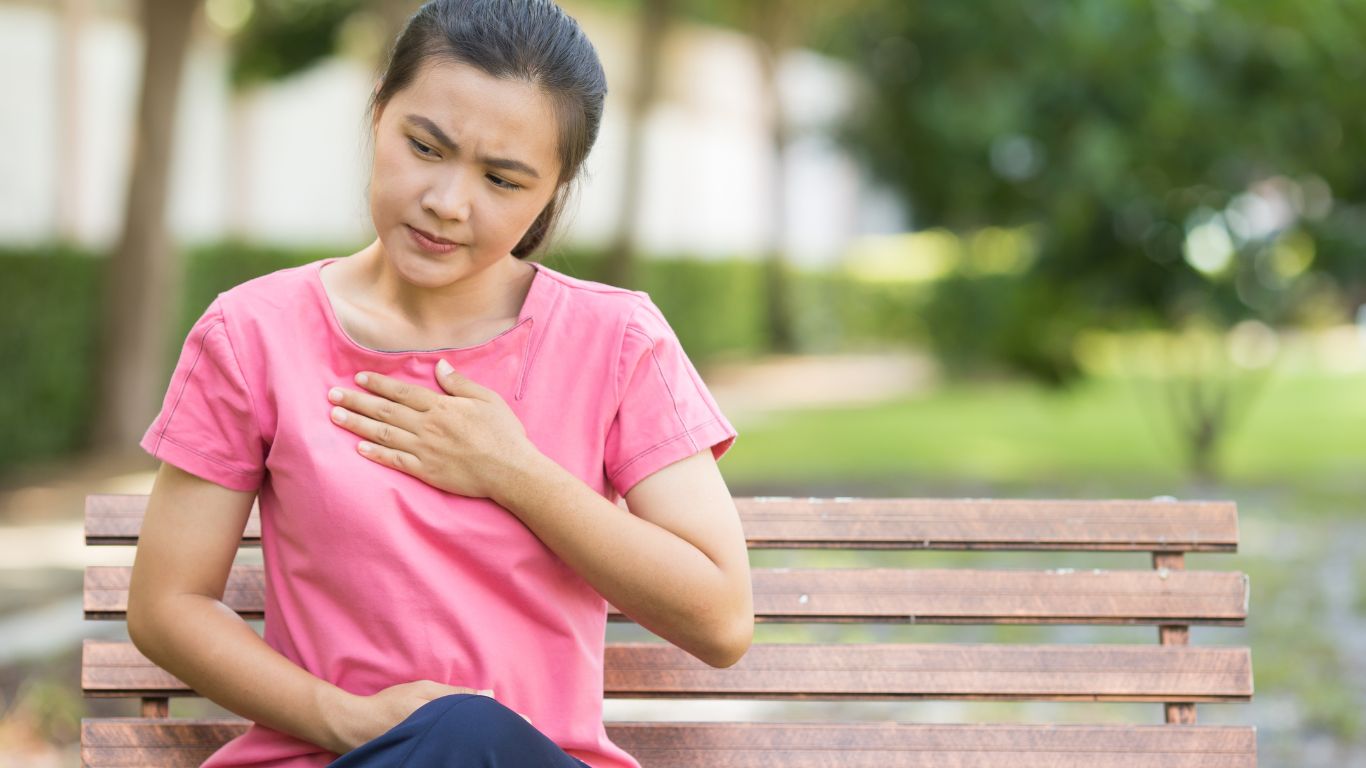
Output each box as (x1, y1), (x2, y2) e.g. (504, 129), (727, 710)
(386, 247), (479, 287)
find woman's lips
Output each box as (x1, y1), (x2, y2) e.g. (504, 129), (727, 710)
(407, 224), (460, 253)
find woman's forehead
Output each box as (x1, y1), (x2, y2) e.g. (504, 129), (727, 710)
(393, 60), (560, 171)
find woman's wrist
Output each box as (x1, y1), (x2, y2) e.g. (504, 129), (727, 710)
(315, 683), (364, 755)
(488, 440), (549, 506)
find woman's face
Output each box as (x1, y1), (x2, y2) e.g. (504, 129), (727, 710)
(368, 59), (562, 286)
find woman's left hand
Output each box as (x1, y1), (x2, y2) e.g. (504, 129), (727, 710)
(327, 359), (534, 499)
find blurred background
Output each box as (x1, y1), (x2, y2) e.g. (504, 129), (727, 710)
(2, 0), (1364, 765)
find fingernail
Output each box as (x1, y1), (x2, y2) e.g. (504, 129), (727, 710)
(437, 359), (454, 376)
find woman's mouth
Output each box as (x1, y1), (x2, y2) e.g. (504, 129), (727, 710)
(407, 224), (461, 254)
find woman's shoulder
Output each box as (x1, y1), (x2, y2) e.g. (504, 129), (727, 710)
(214, 258), (324, 318)
(533, 261), (660, 331)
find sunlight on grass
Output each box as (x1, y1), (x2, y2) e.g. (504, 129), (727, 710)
(720, 369), (1366, 497)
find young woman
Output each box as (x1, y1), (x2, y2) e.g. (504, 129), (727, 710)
(126, 2), (752, 766)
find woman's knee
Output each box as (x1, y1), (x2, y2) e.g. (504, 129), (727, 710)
(426, 693), (536, 751)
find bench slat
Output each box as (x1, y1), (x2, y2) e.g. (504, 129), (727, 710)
(83, 640), (1252, 701)
(81, 719), (1257, 767)
(85, 496), (1238, 551)
(737, 498), (1238, 551)
(85, 566), (1249, 625)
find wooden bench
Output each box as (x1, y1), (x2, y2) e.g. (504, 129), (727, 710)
(81, 495), (1257, 766)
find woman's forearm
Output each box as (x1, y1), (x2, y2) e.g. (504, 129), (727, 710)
(127, 594), (356, 754)
(490, 449), (745, 668)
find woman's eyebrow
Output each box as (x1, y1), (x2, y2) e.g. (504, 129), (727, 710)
(404, 113), (542, 179)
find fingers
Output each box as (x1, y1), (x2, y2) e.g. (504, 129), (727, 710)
(472, 688), (532, 726)
(355, 371), (439, 410)
(441, 685), (530, 726)
(330, 388), (423, 437)
(435, 360), (493, 401)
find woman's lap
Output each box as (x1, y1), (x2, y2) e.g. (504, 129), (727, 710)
(325, 694), (591, 768)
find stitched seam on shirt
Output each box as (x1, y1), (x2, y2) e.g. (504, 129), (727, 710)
(515, 316), (535, 400)
(611, 312), (636, 407)
(619, 323), (657, 406)
(634, 298), (727, 436)
(517, 265), (562, 400)
(610, 416), (723, 481)
(678, 344), (723, 425)
(646, 333), (697, 455)
(155, 317), (218, 455)
(213, 296), (269, 449)
(151, 431), (259, 480)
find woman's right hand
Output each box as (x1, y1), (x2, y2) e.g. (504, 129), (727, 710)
(326, 680), (533, 755)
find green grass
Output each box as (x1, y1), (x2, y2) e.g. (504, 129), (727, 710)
(711, 367), (1366, 747)
(719, 369), (1366, 501)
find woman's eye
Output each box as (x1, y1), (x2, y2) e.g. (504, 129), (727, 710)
(408, 138), (436, 157)
(487, 175), (519, 190)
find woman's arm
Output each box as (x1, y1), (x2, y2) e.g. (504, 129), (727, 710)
(326, 366), (753, 666)
(127, 462), (357, 754)
(490, 446), (754, 668)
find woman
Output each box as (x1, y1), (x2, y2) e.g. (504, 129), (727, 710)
(126, 1), (752, 766)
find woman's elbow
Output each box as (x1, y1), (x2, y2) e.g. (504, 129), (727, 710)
(707, 611), (754, 669)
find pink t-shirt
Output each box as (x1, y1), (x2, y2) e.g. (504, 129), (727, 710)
(139, 256), (738, 768)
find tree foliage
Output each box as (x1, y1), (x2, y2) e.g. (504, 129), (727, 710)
(228, 0), (368, 89)
(818, 0), (1366, 382)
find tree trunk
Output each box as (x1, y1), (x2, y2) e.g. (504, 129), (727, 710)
(91, 0), (198, 454)
(750, 0), (797, 353)
(604, 0), (673, 290)
(226, 88), (253, 239)
(754, 8), (797, 352)
(57, 0), (88, 244)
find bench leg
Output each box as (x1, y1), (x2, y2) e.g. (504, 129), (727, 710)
(1154, 553), (1197, 724)
(141, 696), (169, 718)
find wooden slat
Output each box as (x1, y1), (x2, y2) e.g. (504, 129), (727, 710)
(735, 498), (1239, 551)
(602, 643), (1254, 701)
(82, 640), (1253, 702)
(81, 719), (1258, 767)
(82, 718), (246, 768)
(85, 494), (261, 546)
(85, 495), (1239, 551)
(611, 722), (1259, 768)
(85, 565), (1249, 625)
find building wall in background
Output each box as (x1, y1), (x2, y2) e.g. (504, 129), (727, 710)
(0, 0), (905, 266)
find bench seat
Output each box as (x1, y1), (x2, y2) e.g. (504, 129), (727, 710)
(80, 495), (1256, 766)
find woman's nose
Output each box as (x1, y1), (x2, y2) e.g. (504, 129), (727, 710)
(422, 168), (473, 222)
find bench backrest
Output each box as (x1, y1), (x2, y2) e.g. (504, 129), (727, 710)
(81, 495), (1256, 766)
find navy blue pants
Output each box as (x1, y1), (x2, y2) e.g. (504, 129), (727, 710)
(326, 694), (591, 767)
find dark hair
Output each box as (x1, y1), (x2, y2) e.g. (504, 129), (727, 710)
(368, 0), (608, 257)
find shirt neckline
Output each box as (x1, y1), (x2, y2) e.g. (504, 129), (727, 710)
(311, 256), (547, 356)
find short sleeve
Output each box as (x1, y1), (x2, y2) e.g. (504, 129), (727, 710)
(139, 296), (267, 492)
(604, 298), (738, 498)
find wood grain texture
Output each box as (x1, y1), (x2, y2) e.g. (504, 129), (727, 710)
(733, 498), (1239, 551)
(85, 495), (1239, 551)
(81, 720), (1257, 767)
(83, 640), (1253, 701)
(85, 565), (1249, 625)
(83, 492), (1253, 763)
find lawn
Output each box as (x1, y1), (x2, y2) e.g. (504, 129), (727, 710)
(709, 365), (1366, 762)
(720, 368), (1366, 502)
